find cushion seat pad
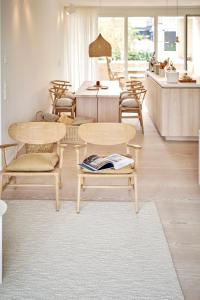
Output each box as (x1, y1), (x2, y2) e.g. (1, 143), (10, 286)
(56, 98), (73, 107)
(121, 98), (139, 108)
(6, 153), (59, 172)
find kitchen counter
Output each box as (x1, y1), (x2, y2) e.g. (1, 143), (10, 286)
(146, 71), (200, 88)
(145, 71), (200, 141)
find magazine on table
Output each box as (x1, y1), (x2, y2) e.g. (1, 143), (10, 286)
(80, 153), (134, 171)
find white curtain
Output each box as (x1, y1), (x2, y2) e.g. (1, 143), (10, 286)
(64, 8), (98, 90)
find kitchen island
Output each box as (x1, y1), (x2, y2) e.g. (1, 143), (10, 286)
(145, 71), (200, 141)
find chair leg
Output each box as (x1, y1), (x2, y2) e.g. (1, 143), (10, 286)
(128, 177), (132, 192)
(77, 175), (81, 214)
(139, 111), (144, 134)
(81, 177), (85, 192)
(133, 174), (139, 213)
(58, 169), (62, 189)
(119, 108), (122, 122)
(0, 174), (3, 199)
(55, 174), (60, 211)
(71, 105), (75, 119)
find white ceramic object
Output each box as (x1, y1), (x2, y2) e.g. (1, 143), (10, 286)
(166, 71), (179, 83)
(0, 200), (7, 284)
(159, 69), (165, 77)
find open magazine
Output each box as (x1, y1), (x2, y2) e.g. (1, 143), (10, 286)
(80, 153), (134, 171)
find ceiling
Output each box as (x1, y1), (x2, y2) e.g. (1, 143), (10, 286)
(64, 0), (200, 7)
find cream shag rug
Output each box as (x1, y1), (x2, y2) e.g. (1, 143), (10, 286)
(0, 201), (184, 300)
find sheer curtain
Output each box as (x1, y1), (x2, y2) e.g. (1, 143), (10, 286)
(65, 8), (98, 90)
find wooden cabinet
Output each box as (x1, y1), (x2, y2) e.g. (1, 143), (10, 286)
(145, 72), (200, 141)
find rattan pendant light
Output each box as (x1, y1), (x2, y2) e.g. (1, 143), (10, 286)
(89, 33), (112, 57)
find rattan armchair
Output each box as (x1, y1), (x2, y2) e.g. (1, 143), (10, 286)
(119, 88), (147, 133)
(0, 122), (66, 211)
(75, 123), (141, 214)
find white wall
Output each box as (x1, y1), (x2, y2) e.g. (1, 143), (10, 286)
(1, 0), (65, 143)
(0, 0), (2, 149)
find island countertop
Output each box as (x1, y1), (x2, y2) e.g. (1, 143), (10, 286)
(145, 72), (200, 141)
(146, 71), (200, 88)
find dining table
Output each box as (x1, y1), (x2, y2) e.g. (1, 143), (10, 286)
(75, 80), (121, 122)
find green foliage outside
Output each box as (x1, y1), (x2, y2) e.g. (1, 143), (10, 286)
(112, 49), (152, 61)
(127, 50), (152, 61)
(98, 17), (153, 61)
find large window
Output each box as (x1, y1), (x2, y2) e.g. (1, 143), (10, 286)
(128, 17), (154, 62)
(97, 15), (194, 79)
(98, 17), (124, 61)
(98, 17), (124, 79)
(158, 17), (184, 70)
(98, 17), (153, 79)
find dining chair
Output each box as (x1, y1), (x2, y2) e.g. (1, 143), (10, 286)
(50, 80), (72, 89)
(106, 57), (125, 86)
(120, 80), (144, 100)
(119, 88), (147, 134)
(49, 86), (76, 117)
(75, 123), (142, 214)
(0, 122), (66, 211)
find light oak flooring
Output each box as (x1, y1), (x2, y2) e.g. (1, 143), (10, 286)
(2, 110), (200, 300)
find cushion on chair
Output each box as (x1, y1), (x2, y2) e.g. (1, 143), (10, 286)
(6, 153), (59, 172)
(56, 98), (73, 107)
(121, 98), (139, 108)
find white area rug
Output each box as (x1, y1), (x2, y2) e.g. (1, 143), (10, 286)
(0, 201), (184, 300)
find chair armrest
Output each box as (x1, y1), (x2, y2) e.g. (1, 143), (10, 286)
(0, 143), (19, 168)
(126, 144), (142, 169)
(74, 144), (87, 169)
(74, 144), (87, 150)
(127, 144), (142, 150)
(60, 143), (68, 148)
(0, 143), (18, 149)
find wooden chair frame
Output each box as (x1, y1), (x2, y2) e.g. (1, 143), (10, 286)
(119, 88), (147, 134)
(50, 80), (72, 89)
(75, 123), (142, 214)
(0, 122), (66, 211)
(106, 57), (125, 86)
(49, 86), (76, 117)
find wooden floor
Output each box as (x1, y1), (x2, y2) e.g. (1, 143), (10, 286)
(3, 110), (200, 300)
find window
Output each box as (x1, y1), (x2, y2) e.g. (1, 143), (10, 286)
(128, 17), (154, 62)
(98, 17), (124, 80)
(98, 16), (154, 79)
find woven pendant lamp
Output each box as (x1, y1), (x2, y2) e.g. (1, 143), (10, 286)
(89, 33), (112, 57)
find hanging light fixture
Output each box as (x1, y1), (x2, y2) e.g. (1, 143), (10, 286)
(89, 33), (112, 57)
(88, 0), (112, 57)
(176, 0), (180, 43)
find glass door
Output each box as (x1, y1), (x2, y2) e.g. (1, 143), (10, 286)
(97, 17), (124, 80)
(128, 17), (154, 78)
